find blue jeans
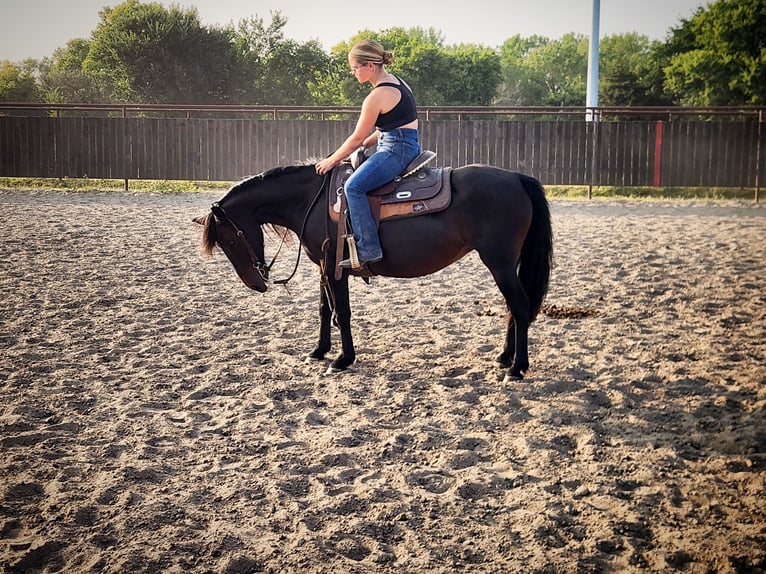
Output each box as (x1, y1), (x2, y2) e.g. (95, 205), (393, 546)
(345, 128), (420, 260)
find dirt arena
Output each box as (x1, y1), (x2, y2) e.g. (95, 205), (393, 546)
(1, 189), (764, 573)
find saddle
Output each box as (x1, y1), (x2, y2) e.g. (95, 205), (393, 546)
(328, 150), (452, 224)
(328, 150), (452, 278)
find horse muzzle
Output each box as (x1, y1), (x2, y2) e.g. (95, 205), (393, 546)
(242, 263), (269, 293)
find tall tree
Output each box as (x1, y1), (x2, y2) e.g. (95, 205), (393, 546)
(497, 33), (588, 106)
(0, 60), (39, 102)
(436, 44), (501, 105)
(599, 33), (671, 106)
(36, 39), (102, 103)
(531, 33), (589, 106)
(663, 0), (766, 105)
(496, 35), (551, 105)
(83, 0), (236, 103)
(228, 13), (331, 105)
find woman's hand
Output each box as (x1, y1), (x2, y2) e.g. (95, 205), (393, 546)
(315, 158), (338, 175)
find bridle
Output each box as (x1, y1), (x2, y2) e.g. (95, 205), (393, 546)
(211, 202), (272, 285)
(210, 172), (330, 288)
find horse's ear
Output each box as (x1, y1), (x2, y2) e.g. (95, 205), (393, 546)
(192, 215), (207, 225)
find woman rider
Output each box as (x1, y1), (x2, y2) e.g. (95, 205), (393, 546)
(315, 39), (420, 268)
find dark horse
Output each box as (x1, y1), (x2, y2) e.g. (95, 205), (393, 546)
(196, 163), (552, 379)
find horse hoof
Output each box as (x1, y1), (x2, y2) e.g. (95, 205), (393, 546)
(307, 349), (329, 362)
(323, 365), (346, 376)
(503, 371), (525, 383)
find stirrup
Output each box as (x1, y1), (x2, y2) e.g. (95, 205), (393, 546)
(345, 235), (362, 270)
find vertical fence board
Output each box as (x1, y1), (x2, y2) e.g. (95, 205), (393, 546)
(0, 118), (10, 175)
(663, 122), (678, 187)
(502, 121), (512, 169)
(27, 117), (41, 177)
(560, 121), (569, 185)
(19, 117), (31, 176)
(695, 122), (713, 187)
(720, 122), (736, 187)
(244, 120), (255, 177)
(742, 122), (757, 188)
(17, 117), (29, 176)
(638, 123), (652, 186)
(104, 118), (114, 179)
(512, 122), (524, 174)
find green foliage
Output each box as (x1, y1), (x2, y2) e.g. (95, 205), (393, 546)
(496, 35), (548, 105)
(308, 46), (349, 106)
(228, 14), (331, 105)
(36, 39), (102, 103)
(664, 0), (766, 105)
(599, 33), (671, 106)
(438, 44), (501, 105)
(0, 60), (39, 102)
(497, 33), (588, 106)
(83, 0), (237, 103)
(259, 40), (331, 105)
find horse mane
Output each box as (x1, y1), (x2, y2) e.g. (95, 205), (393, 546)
(200, 213), (217, 257)
(201, 163), (315, 256)
(220, 163), (313, 201)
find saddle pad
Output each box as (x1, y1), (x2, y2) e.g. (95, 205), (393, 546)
(328, 167), (452, 224)
(330, 165), (447, 212)
(371, 167), (444, 205)
(378, 168), (452, 220)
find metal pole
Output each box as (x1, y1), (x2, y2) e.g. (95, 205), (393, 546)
(586, 0), (600, 122)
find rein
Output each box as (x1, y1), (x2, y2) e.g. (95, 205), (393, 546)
(273, 173), (330, 286)
(212, 172), (330, 288)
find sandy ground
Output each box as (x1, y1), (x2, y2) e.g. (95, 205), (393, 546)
(0, 189), (764, 574)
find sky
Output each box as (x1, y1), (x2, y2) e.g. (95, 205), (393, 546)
(0, 0), (706, 63)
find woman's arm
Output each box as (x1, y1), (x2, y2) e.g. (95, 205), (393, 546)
(315, 93), (381, 175)
(362, 130), (379, 149)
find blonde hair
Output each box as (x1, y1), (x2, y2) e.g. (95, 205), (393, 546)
(349, 39), (394, 66)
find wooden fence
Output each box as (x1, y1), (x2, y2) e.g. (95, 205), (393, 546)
(0, 104), (763, 196)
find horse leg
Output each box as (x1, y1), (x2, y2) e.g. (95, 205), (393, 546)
(498, 312), (516, 368)
(484, 260), (531, 380)
(327, 275), (356, 372)
(309, 281), (333, 360)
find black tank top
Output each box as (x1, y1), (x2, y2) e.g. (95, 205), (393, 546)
(375, 76), (418, 132)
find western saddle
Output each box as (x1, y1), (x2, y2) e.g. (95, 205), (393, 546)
(328, 150), (452, 277)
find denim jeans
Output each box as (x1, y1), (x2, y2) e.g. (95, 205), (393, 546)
(345, 128), (420, 260)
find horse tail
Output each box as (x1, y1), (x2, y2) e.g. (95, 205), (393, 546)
(518, 174), (553, 321)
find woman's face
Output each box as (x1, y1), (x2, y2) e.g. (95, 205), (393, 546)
(348, 57), (372, 83)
